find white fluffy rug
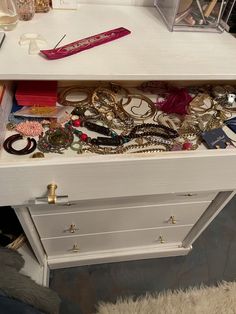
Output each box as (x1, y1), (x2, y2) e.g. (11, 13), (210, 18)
(96, 281), (236, 314)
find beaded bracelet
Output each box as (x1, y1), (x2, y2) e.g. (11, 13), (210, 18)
(128, 123), (179, 140)
(65, 120), (124, 147)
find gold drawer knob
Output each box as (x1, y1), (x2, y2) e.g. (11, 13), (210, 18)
(169, 216), (177, 224)
(72, 244), (80, 253)
(65, 224), (79, 234)
(159, 236), (165, 244)
(47, 184), (57, 204)
(35, 184), (68, 205)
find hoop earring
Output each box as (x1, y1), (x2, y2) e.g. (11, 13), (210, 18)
(3, 134), (37, 155)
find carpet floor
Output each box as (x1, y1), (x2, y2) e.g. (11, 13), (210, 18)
(96, 281), (236, 314)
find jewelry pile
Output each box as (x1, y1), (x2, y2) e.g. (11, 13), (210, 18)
(3, 82), (236, 156)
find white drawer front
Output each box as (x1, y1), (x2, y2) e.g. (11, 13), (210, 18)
(29, 191), (217, 215)
(33, 201), (210, 238)
(42, 225), (192, 257)
(0, 156), (227, 207)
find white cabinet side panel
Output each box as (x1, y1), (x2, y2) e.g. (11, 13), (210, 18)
(14, 207), (46, 266)
(183, 191), (236, 247)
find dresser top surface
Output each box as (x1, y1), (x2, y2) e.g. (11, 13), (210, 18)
(1, 4), (236, 81)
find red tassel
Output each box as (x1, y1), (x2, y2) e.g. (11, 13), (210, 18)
(156, 88), (192, 115)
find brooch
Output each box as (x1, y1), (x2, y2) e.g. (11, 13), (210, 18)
(37, 127), (73, 154)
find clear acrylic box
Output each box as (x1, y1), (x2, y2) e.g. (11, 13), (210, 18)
(154, 0), (236, 32)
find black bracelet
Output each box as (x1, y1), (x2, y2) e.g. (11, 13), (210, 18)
(128, 123), (179, 139)
(3, 134), (37, 155)
(83, 121), (114, 136)
(91, 136), (124, 146)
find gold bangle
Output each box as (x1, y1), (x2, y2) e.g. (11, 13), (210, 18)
(91, 87), (117, 114)
(187, 94), (213, 114)
(58, 86), (92, 107)
(119, 94), (156, 121)
(109, 82), (131, 106)
(223, 106), (236, 113)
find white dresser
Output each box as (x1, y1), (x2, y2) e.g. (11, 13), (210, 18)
(0, 2), (236, 286)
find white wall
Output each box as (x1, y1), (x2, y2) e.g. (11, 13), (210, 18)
(77, 0), (154, 6)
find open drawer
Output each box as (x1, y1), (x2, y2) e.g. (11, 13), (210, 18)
(1, 80), (236, 206)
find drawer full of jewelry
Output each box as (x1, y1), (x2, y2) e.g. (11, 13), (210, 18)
(41, 225), (193, 257)
(30, 201), (211, 238)
(1, 81), (236, 160)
